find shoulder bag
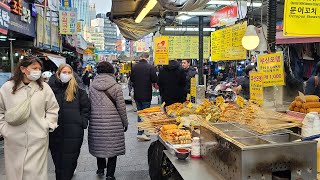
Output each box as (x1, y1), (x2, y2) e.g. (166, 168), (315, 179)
(5, 85), (36, 126)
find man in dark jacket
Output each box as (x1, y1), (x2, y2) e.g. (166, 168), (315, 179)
(158, 60), (187, 106)
(181, 59), (197, 96)
(305, 61), (320, 96)
(130, 53), (158, 141)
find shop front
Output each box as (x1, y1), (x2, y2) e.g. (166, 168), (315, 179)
(0, 0), (36, 85)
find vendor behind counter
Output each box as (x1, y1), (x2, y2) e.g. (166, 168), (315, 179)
(305, 61), (320, 96)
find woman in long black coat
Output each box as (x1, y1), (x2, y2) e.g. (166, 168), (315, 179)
(48, 64), (90, 180)
(158, 60), (187, 106)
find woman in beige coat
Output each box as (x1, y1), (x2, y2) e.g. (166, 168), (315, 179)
(0, 56), (59, 180)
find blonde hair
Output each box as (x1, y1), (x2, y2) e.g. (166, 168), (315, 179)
(56, 64), (78, 102)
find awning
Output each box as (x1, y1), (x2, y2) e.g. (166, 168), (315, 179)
(42, 53), (66, 67)
(276, 31), (320, 44)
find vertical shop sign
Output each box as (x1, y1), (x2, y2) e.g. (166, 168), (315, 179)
(250, 72), (264, 105)
(190, 77), (196, 103)
(63, 0), (72, 7)
(154, 36), (169, 65)
(10, 0), (22, 16)
(284, 0), (320, 36)
(257, 52), (285, 87)
(0, 2), (10, 35)
(59, 7), (77, 35)
(77, 21), (81, 32)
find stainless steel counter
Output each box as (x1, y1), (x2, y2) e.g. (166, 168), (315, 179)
(163, 150), (225, 180)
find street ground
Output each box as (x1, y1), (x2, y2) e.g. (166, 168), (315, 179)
(0, 105), (155, 180)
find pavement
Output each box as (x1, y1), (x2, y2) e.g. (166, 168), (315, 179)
(0, 105), (156, 180)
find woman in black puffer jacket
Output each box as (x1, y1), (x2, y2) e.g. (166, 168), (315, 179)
(48, 64), (90, 180)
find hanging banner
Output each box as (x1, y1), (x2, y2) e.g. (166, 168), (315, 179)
(77, 21), (81, 32)
(0, 2), (10, 35)
(62, 0), (72, 7)
(250, 72), (264, 105)
(210, 2), (247, 27)
(59, 6), (77, 35)
(284, 0), (320, 36)
(36, 14), (60, 51)
(154, 36), (169, 65)
(136, 41), (148, 52)
(257, 52), (285, 87)
(211, 22), (247, 61)
(190, 77), (196, 103)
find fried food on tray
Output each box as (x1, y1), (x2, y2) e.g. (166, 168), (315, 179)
(137, 106), (161, 114)
(296, 95), (319, 102)
(307, 108), (320, 113)
(302, 102), (320, 109)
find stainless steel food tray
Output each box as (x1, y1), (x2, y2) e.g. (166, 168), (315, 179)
(200, 122), (317, 180)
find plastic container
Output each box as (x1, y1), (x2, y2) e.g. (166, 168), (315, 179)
(191, 137), (201, 158)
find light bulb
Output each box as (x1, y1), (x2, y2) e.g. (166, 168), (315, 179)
(242, 25), (260, 50)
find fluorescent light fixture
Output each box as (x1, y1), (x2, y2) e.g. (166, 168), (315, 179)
(242, 25), (260, 50)
(15, 53), (19, 57)
(2, 56), (6, 60)
(207, 0), (262, 7)
(135, 0), (157, 23)
(165, 27), (216, 32)
(0, 35), (6, 39)
(8, 38), (16, 41)
(179, 11), (215, 16)
(0, 39), (6, 42)
(176, 13), (192, 21)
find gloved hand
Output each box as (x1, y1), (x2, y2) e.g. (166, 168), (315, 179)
(124, 126), (128, 132)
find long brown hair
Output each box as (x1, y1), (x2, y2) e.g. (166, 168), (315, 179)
(56, 64), (78, 102)
(9, 56), (44, 94)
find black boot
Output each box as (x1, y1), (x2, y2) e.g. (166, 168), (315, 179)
(96, 169), (105, 177)
(106, 176), (116, 180)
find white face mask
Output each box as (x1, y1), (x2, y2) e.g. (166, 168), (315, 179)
(60, 73), (72, 83)
(26, 70), (41, 81)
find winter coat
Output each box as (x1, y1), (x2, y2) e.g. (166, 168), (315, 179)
(184, 67), (197, 95)
(89, 74), (128, 158)
(0, 81), (59, 180)
(48, 75), (90, 180)
(130, 59), (158, 102)
(158, 60), (187, 106)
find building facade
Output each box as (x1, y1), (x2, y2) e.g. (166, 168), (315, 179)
(89, 3), (96, 26)
(71, 0), (90, 31)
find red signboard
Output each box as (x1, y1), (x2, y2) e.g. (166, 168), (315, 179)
(0, 2), (10, 35)
(210, 5), (238, 27)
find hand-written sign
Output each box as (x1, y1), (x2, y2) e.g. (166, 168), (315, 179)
(249, 72), (264, 105)
(257, 52), (285, 87)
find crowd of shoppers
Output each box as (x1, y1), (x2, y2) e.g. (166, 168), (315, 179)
(0, 53), (199, 180)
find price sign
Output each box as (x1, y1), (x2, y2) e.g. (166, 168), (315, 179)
(187, 94), (191, 101)
(167, 110), (172, 115)
(161, 102), (166, 107)
(195, 106), (201, 113)
(236, 96), (245, 108)
(216, 96), (224, 106)
(299, 91), (306, 103)
(206, 114), (212, 121)
(178, 121), (184, 129)
(187, 102), (193, 108)
(176, 116), (181, 123)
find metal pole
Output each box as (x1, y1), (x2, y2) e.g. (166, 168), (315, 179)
(198, 16), (204, 85)
(43, 0), (47, 47)
(10, 40), (14, 74)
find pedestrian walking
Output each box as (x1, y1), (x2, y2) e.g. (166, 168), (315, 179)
(48, 64), (90, 180)
(130, 53), (158, 141)
(89, 61), (128, 180)
(158, 60), (187, 107)
(0, 56), (59, 180)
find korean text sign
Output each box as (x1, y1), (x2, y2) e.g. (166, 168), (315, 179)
(154, 36), (169, 65)
(257, 52), (285, 87)
(59, 7), (77, 35)
(0, 2), (10, 35)
(284, 0), (320, 36)
(250, 72), (264, 105)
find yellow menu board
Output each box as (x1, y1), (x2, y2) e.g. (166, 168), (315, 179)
(284, 0), (320, 36)
(257, 52), (285, 87)
(250, 72), (264, 105)
(211, 22), (247, 61)
(167, 36), (210, 59)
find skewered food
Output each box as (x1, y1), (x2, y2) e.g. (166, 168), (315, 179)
(138, 106), (162, 114)
(295, 95), (319, 102)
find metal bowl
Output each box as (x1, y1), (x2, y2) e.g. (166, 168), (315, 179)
(175, 148), (190, 160)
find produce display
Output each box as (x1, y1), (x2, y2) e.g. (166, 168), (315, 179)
(160, 124), (192, 144)
(289, 95), (320, 113)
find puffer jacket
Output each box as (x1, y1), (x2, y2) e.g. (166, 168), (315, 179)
(89, 73), (128, 158)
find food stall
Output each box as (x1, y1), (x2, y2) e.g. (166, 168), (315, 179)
(139, 96), (317, 180)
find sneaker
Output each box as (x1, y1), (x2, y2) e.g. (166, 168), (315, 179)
(137, 134), (151, 141)
(106, 176), (116, 180)
(96, 169), (104, 177)
(144, 132), (151, 137)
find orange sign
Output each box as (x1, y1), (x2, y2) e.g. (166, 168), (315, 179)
(10, 0), (22, 16)
(154, 36), (169, 65)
